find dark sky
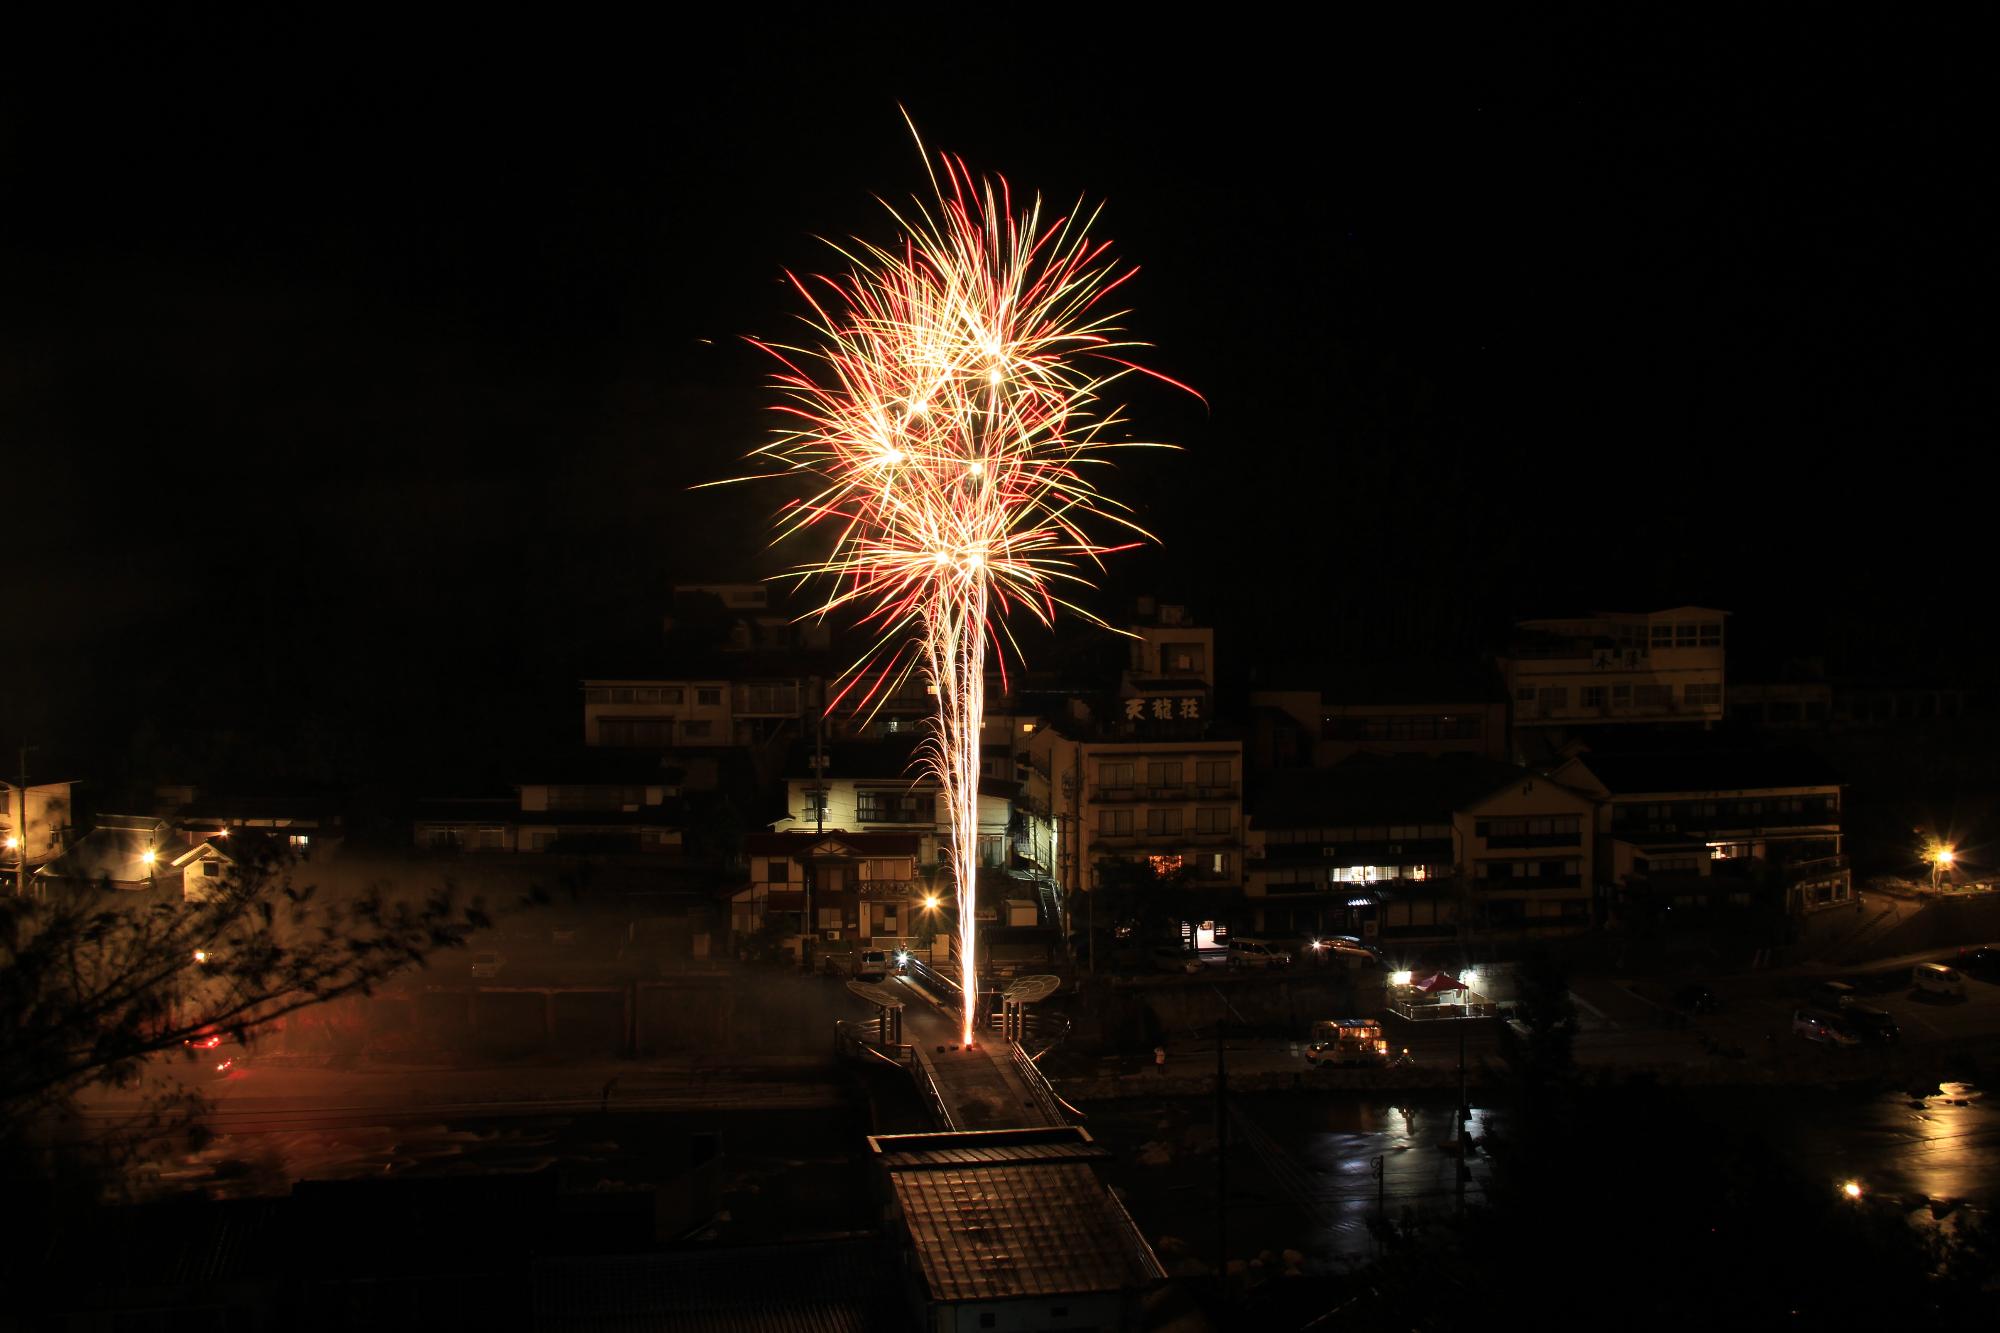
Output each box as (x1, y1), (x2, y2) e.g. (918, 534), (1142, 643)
(2, 11), (1989, 789)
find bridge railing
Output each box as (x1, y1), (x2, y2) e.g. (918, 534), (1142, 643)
(1010, 1040), (1084, 1126)
(833, 1018), (912, 1067)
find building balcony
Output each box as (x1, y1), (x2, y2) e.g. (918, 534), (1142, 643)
(1195, 785), (1238, 800)
(1482, 833), (1583, 849)
(1783, 855), (1850, 885)
(1476, 875), (1583, 891)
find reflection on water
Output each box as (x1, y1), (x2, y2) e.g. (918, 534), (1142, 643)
(1222, 1079), (1992, 1269)
(1768, 1080), (1993, 1211)
(1233, 1095), (1499, 1266)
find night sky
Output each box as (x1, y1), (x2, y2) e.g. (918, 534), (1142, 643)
(2, 12), (1988, 792)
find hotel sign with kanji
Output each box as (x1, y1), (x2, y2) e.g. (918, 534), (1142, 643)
(1124, 696), (1201, 721)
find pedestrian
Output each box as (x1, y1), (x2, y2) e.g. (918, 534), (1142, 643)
(1154, 1044), (1167, 1074)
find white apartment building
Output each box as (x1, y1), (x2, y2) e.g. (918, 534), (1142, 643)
(1501, 606), (1728, 733)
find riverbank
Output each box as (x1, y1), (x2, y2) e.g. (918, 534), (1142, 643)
(1051, 1031), (2000, 1101)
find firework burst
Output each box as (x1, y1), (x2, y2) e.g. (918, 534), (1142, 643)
(723, 137), (1188, 1044)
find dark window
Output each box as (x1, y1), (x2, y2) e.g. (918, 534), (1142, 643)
(696, 688), (722, 707)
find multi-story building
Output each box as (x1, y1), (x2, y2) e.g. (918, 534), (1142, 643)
(1244, 753), (1598, 945)
(1500, 607), (1729, 742)
(1249, 660), (1508, 769)
(1014, 600), (1240, 941)
(413, 754), (691, 856)
(1553, 746), (1850, 918)
(1021, 720), (1244, 941)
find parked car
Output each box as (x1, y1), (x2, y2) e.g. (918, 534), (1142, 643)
(854, 949), (890, 980)
(1809, 980), (1858, 1010)
(470, 950), (505, 979)
(1315, 935), (1386, 963)
(1912, 963), (1966, 998)
(1791, 1009), (1859, 1047)
(1226, 938), (1292, 970)
(1842, 1005), (1900, 1042)
(1671, 984), (1719, 1014)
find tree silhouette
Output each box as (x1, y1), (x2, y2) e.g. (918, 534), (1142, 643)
(0, 843), (487, 1190)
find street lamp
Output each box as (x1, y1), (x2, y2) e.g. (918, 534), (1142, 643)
(1929, 844), (1955, 891)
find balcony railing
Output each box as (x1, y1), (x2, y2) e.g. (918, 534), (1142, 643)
(1482, 833), (1583, 849)
(1783, 855), (1850, 885)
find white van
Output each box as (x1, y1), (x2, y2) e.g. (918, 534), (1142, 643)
(1912, 963), (1966, 998)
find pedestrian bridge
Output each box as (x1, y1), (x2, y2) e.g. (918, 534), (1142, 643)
(834, 964), (1075, 1131)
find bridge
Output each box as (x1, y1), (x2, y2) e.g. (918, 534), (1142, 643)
(834, 960), (1076, 1131)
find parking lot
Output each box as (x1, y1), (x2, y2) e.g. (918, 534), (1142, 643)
(1607, 951), (2000, 1057)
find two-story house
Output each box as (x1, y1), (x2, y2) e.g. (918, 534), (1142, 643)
(1552, 746), (1849, 920)
(734, 830), (927, 947)
(768, 737), (1016, 871)
(3, 777), (77, 889)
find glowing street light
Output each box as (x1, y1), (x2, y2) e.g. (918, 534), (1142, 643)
(922, 894), (942, 912)
(1841, 1179), (1863, 1201)
(1928, 843), (1955, 891)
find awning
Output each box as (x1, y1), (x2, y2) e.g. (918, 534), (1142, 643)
(1412, 971), (1467, 993)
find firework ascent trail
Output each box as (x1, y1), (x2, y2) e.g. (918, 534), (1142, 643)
(714, 136), (1190, 1044)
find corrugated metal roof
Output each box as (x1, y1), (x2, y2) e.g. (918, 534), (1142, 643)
(888, 1162), (1153, 1302)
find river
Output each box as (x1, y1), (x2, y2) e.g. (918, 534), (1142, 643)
(1088, 1075), (1994, 1273)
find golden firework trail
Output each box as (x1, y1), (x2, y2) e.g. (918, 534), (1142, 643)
(720, 134), (1189, 1044)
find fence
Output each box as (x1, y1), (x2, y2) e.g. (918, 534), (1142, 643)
(1388, 997), (1498, 1021)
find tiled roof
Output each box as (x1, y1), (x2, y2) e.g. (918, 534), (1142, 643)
(887, 1161), (1154, 1302)
(1576, 747), (1843, 795)
(1247, 753), (1528, 826)
(744, 830), (924, 856)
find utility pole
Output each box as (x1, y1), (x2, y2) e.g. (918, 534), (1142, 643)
(1456, 1022), (1470, 1210)
(803, 677), (827, 968)
(1215, 1004), (1227, 1284)
(14, 747), (32, 898)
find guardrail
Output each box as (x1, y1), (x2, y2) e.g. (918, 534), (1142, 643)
(1103, 1184), (1169, 1280)
(1010, 1040), (1084, 1126)
(911, 1049), (958, 1131)
(833, 1018), (913, 1067)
